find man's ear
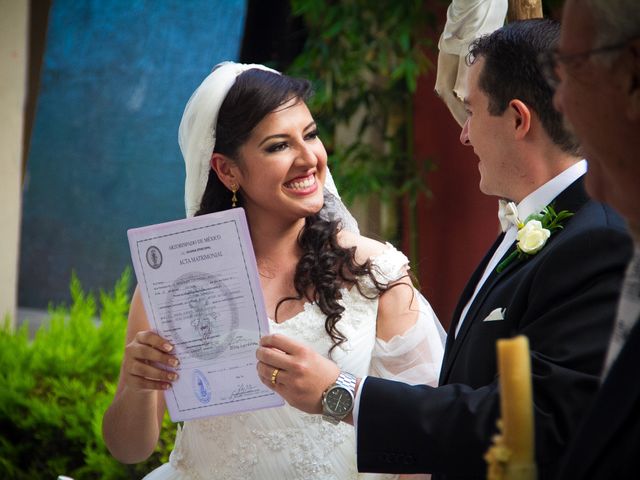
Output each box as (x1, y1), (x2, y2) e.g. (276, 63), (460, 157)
(210, 153), (239, 189)
(508, 99), (532, 140)
(625, 38), (640, 121)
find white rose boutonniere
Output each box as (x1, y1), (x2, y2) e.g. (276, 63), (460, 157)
(516, 220), (551, 254)
(497, 204), (574, 273)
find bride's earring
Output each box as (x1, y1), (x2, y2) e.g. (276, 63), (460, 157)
(230, 183), (238, 208)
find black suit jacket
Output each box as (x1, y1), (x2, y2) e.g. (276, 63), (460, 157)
(357, 179), (632, 479)
(555, 317), (640, 479)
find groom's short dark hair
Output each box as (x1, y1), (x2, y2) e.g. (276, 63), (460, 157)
(467, 19), (578, 155)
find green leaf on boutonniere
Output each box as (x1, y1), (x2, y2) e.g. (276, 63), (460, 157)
(496, 203), (574, 273)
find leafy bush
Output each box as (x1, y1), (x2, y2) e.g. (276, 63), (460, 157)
(0, 270), (175, 479)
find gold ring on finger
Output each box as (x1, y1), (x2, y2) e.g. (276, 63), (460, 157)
(271, 368), (280, 385)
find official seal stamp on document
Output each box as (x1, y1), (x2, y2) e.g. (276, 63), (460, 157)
(146, 246), (163, 269)
(166, 271), (240, 361)
(192, 369), (212, 404)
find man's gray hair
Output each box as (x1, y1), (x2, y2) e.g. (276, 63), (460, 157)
(586, 0), (640, 48)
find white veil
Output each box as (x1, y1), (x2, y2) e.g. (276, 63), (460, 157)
(178, 61), (359, 235)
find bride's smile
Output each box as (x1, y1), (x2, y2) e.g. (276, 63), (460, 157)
(283, 173), (318, 194)
(231, 98), (327, 223)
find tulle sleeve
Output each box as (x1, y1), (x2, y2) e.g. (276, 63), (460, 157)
(366, 245), (446, 387)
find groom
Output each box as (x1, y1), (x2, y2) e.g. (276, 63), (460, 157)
(256, 19), (631, 479)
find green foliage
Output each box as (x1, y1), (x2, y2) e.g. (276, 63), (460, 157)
(0, 270), (175, 479)
(288, 0), (436, 207)
(524, 204), (574, 232)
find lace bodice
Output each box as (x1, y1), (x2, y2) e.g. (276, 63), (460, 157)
(143, 245), (444, 480)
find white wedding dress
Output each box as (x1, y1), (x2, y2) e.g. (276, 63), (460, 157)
(143, 245), (445, 480)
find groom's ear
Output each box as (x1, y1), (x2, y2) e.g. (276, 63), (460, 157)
(210, 153), (239, 188)
(508, 99), (532, 140)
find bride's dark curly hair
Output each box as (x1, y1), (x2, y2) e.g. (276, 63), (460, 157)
(195, 68), (394, 353)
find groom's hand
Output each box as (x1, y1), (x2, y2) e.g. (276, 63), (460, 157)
(256, 334), (341, 415)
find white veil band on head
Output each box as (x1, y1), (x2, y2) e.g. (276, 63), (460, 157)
(178, 61), (359, 235)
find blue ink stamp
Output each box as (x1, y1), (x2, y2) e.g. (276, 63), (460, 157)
(192, 369), (212, 404)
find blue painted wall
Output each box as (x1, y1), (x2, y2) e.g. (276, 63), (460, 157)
(19, 0), (247, 308)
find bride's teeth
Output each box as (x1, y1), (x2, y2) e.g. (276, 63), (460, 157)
(287, 176), (314, 189)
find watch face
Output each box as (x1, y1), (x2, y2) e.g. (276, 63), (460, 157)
(325, 386), (353, 415)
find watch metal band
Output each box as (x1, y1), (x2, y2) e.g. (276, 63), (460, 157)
(335, 371), (357, 392)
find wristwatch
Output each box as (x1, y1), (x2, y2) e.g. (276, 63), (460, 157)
(321, 371), (357, 424)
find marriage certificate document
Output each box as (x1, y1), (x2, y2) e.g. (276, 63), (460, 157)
(128, 208), (283, 422)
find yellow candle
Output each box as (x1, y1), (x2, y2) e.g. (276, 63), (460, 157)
(496, 335), (536, 479)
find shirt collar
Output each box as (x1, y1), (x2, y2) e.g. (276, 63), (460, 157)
(515, 159), (587, 222)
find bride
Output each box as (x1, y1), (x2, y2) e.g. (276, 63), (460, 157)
(102, 61), (445, 479)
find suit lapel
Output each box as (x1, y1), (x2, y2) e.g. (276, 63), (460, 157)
(440, 233), (505, 383)
(440, 240), (519, 383)
(440, 177), (590, 385)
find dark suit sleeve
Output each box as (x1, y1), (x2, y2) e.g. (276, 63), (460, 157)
(357, 377), (500, 475)
(357, 207), (631, 478)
